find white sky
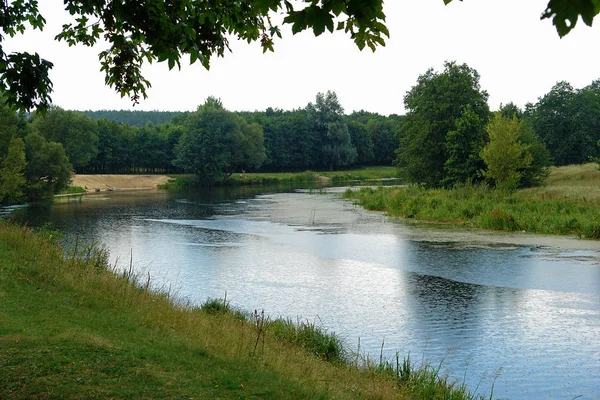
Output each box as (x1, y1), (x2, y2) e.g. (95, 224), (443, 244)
(4, 0), (600, 115)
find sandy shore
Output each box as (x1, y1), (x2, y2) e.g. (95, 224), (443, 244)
(71, 174), (172, 192)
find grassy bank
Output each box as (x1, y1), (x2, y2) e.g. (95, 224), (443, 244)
(0, 221), (489, 399)
(58, 185), (87, 195)
(160, 166), (397, 189)
(344, 163), (600, 238)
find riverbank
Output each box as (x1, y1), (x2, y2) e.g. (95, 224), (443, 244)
(159, 166), (397, 189)
(0, 221), (490, 399)
(70, 174), (173, 192)
(344, 163), (600, 238)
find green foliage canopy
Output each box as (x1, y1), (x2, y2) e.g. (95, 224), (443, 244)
(174, 99), (266, 184)
(32, 107), (99, 171)
(481, 113), (550, 190)
(307, 91), (356, 170)
(0, 0), (389, 112)
(396, 61), (489, 188)
(0, 136), (26, 204)
(23, 132), (72, 200)
(527, 80), (600, 166)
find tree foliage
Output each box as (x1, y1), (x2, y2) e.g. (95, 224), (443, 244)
(396, 61), (489, 188)
(174, 99), (266, 184)
(23, 132), (72, 200)
(32, 107), (99, 171)
(0, 136), (26, 204)
(1, 0), (389, 112)
(1, 1), (597, 112)
(307, 91), (356, 170)
(480, 113), (550, 190)
(527, 80), (600, 166)
(441, 105), (486, 188)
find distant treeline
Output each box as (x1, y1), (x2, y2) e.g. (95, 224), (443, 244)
(80, 110), (187, 127)
(60, 92), (401, 175)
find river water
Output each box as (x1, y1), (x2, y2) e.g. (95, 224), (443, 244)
(7, 186), (600, 399)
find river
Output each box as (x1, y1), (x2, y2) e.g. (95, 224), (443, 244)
(7, 185), (600, 399)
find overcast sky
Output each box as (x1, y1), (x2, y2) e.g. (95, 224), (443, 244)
(4, 0), (600, 115)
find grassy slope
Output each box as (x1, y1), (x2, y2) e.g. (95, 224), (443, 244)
(0, 223), (400, 399)
(1, 222), (489, 400)
(344, 163), (600, 238)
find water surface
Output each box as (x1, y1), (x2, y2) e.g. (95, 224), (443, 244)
(9, 186), (600, 399)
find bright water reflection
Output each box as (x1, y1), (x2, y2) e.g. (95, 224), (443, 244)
(9, 187), (600, 399)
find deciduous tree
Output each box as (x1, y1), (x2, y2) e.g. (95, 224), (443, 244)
(174, 99), (266, 184)
(396, 61), (489, 187)
(307, 91), (356, 170)
(481, 114), (532, 190)
(0, 136), (26, 204)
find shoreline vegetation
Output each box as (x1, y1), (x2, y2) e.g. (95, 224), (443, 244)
(53, 166), (398, 194)
(344, 163), (600, 239)
(0, 221), (491, 399)
(159, 166), (398, 190)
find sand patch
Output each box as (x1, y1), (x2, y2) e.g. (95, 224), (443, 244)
(71, 174), (171, 192)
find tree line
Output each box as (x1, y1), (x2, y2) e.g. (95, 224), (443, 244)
(0, 91), (400, 204)
(2, 62), (599, 205)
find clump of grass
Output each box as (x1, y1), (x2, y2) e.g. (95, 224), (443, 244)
(267, 318), (346, 363)
(200, 295), (247, 321)
(58, 185), (87, 194)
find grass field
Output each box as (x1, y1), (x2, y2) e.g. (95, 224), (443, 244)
(0, 221), (489, 399)
(344, 163), (600, 238)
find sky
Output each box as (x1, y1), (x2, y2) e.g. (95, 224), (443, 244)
(3, 0), (600, 115)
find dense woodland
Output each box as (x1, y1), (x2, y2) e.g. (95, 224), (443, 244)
(1, 61), (600, 205)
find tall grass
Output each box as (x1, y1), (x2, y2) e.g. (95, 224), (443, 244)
(344, 164), (600, 238)
(0, 220), (492, 399)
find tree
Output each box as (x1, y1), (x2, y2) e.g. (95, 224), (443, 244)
(1, 1), (595, 112)
(174, 99), (266, 184)
(307, 91), (356, 170)
(367, 117), (398, 165)
(0, 0), (389, 112)
(32, 107), (99, 171)
(0, 136), (26, 204)
(347, 121), (374, 165)
(481, 114), (533, 190)
(23, 133), (72, 200)
(527, 80), (600, 166)
(395, 61), (489, 187)
(441, 105), (486, 187)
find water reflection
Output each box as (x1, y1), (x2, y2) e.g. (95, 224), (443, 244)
(7, 187), (600, 399)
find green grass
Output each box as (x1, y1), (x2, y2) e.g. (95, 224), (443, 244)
(159, 166), (397, 189)
(0, 221), (490, 399)
(58, 185), (87, 195)
(344, 163), (600, 238)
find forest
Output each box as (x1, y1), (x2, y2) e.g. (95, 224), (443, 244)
(1, 62), (600, 205)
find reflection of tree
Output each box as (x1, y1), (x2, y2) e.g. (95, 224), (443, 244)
(399, 241), (526, 355)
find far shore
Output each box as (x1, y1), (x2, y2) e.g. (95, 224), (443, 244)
(70, 174), (172, 192)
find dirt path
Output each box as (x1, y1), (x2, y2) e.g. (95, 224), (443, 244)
(71, 174), (171, 192)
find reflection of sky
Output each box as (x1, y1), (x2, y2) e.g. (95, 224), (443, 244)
(11, 190), (600, 400)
